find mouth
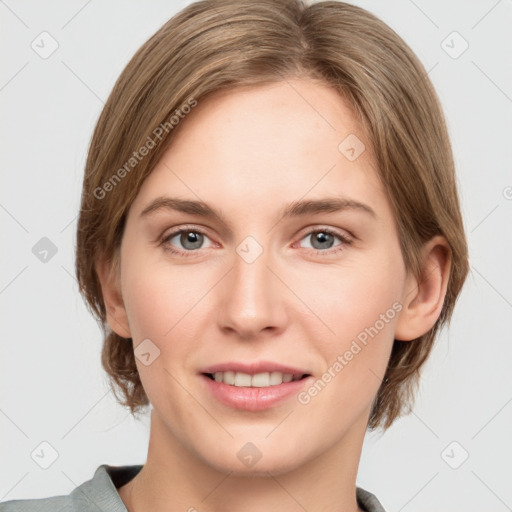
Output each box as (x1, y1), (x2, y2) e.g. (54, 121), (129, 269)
(202, 371), (310, 387)
(200, 370), (313, 411)
(198, 361), (313, 410)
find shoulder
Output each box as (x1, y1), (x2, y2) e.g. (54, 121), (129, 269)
(0, 464), (143, 512)
(0, 495), (73, 511)
(356, 486), (387, 512)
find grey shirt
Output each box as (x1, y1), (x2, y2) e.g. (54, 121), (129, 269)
(0, 464), (386, 511)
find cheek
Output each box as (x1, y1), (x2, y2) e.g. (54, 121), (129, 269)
(294, 256), (405, 345)
(297, 277), (400, 426)
(122, 276), (168, 341)
(121, 250), (204, 340)
(120, 260), (205, 404)
(293, 253), (404, 407)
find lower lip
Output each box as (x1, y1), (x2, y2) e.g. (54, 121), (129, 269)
(200, 374), (312, 411)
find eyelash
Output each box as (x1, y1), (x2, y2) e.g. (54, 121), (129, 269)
(159, 225), (353, 258)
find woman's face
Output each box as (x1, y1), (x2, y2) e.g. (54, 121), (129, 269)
(115, 79), (412, 475)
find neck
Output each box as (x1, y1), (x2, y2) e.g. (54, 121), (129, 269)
(119, 409), (368, 512)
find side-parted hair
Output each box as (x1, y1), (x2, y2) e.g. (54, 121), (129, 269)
(75, 0), (469, 430)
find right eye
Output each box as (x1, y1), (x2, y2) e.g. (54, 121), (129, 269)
(160, 227), (216, 256)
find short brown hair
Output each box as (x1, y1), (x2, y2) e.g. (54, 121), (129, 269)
(75, 0), (469, 430)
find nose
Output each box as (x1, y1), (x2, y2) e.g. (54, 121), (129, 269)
(216, 243), (288, 340)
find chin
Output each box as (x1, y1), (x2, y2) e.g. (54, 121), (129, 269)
(194, 434), (312, 477)
(207, 452), (304, 477)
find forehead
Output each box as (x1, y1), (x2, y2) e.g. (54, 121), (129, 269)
(129, 79), (387, 222)
(168, 78), (368, 163)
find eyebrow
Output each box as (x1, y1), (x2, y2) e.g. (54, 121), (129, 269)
(139, 196), (376, 224)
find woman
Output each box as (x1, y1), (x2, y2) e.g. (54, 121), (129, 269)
(1, 0), (468, 511)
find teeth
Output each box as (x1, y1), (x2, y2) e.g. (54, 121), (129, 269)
(223, 370), (235, 385)
(212, 371), (300, 387)
(234, 372), (252, 387)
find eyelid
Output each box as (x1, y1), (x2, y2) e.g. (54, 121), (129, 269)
(292, 226), (353, 256)
(160, 225), (216, 252)
(159, 224), (353, 256)
(294, 224), (354, 244)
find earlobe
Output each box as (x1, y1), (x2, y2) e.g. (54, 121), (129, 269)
(394, 236), (451, 341)
(95, 251), (132, 339)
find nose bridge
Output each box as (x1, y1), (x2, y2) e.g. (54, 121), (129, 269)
(216, 236), (285, 338)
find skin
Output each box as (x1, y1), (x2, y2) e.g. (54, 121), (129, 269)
(97, 78), (450, 512)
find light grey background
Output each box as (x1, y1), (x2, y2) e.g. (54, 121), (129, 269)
(1, 1), (511, 510)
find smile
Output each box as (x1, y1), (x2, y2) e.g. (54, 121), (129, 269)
(200, 372), (312, 411)
(204, 371), (308, 387)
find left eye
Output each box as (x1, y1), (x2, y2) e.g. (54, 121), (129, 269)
(297, 229), (348, 251)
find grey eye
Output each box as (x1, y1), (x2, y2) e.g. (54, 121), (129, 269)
(299, 230), (343, 251)
(309, 232), (335, 250)
(173, 231), (205, 250)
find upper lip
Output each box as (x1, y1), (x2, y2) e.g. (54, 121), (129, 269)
(199, 361), (311, 377)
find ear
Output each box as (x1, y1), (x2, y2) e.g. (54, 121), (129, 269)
(395, 235), (451, 341)
(95, 250), (132, 339)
